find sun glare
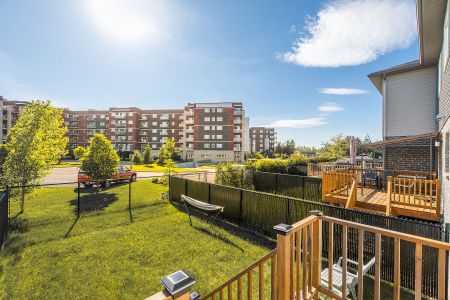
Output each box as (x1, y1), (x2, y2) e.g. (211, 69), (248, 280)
(85, 0), (170, 46)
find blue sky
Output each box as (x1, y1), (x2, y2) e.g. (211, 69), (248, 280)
(0, 0), (419, 147)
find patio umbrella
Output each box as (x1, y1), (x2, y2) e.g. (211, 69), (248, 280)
(350, 136), (357, 165)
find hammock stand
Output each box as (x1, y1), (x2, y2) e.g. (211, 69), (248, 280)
(181, 195), (224, 226)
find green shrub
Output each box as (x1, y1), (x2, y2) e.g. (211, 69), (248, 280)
(132, 151), (143, 164)
(151, 177), (159, 184)
(254, 159), (289, 173)
(215, 163), (246, 188)
(288, 153), (309, 166)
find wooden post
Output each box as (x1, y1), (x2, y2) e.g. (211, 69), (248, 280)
(273, 223), (293, 300)
(386, 176), (392, 216)
(311, 210), (323, 299)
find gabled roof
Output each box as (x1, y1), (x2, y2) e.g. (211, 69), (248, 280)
(368, 0), (447, 94)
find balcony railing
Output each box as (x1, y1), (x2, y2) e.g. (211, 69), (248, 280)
(198, 213), (449, 300)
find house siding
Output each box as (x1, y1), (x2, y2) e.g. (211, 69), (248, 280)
(385, 66), (438, 137)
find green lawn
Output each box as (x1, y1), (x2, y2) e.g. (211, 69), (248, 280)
(0, 181), (272, 299)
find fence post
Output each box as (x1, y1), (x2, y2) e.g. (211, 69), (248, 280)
(207, 183), (211, 204)
(275, 173), (278, 194)
(129, 180), (133, 223)
(273, 223), (292, 300)
(77, 182), (81, 219)
(310, 210), (323, 294)
(302, 177), (305, 199)
(184, 179), (188, 197)
(238, 189), (243, 225)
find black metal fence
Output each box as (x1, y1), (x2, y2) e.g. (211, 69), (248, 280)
(0, 191), (8, 249)
(169, 176), (446, 298)
(182, 170), (323, 202)
(4, 175), (166, 247)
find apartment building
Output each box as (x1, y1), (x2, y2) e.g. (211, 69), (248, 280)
(64, 107), (184, 156)
(183, 102), (247, 163)
(0, 96), (28, 143)
(63, 102), (248, 162)
(250, 127), (277, 155)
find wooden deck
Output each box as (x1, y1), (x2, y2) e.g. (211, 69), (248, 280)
(322, 172), (441, 221)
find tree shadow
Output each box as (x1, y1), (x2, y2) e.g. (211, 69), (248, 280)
(69, 193), (118, 213)
(192, 225), (245, 252)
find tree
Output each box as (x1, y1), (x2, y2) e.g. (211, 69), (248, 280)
(132, 151), (143, 164)
(160, 159), (178, 186)
(274, 139), (296, 156)
(73, 146), (88, 159)
(157, 138), (180, 165)
(316, 134), (349, 160)
(142, 144), (154, 165)
(81, 134), (119, 185)
(2, 100), (68, 213)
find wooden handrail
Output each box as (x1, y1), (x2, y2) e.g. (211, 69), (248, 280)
(200, 249), (277, 300)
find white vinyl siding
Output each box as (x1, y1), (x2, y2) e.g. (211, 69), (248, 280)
(384, 66), (438, 137)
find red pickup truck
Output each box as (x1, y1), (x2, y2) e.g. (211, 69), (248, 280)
(78, 165), (137, 187)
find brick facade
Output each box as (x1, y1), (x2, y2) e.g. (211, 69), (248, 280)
(384, 137), (437, 171)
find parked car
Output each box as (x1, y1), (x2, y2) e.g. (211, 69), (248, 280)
(78, 165), (137, 187)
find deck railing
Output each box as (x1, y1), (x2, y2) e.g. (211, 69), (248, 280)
(201, 250), (277, 300)
(322, 171), (442, 221)
(387, 176), (441, 220)
(322, 172), (355, 206)
(197, 212), (449, 299)
(307, 163), (384, 177)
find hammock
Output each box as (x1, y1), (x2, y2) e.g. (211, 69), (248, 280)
(181, 195), (224, 226)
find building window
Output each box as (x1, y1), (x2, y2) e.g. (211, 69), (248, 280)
(204, 135), (210, 139)
(217, 125), (223, 130)
(216, 143), (223, 149)
(204, 143), (210, 149)
(204, 126), (210, 130)
(217, 134), (223, 139)
(217, 116), (223, 122)
(204, 117), (210, 122)
(217, 108), (223, 113)
(204, 108), (210, 113)
(217, 154), (225, 158)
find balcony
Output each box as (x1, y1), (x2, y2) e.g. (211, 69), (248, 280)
(233, 129), (242, 133)
(233, 118), (241, 124)
(160, 115), (169, 120)
(160, 131), (168, 135)
(114, 122), (127, 127)
(113, 115), (127, 119)
(186, 119), (194, 125)
(186, 137), (194, 142)
(233, 138), (241, 142)
(160, 123), (169, 128)
(186, 129), (194, 133)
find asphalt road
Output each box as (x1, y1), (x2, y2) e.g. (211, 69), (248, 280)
(43, 167), (215, 185)
(44, 167), (165, 185)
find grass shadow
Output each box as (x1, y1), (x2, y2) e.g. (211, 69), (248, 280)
(171, 201), (274, 250)
(192, 225), (245, 252)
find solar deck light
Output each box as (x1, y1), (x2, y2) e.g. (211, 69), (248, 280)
(189, 291), (200, 300)
(273, 223), (293, 235)
(161, 270), (196, 298)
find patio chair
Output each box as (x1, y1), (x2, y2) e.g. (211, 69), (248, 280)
(320, 256), (376, 299)
(181, 195), (224, 226)
(362, 169), (379, 190)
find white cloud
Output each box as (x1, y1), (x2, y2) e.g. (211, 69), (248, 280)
(262, 117), (328, 129)
(84, 0), (172, 46)
(319, 88), (369, 95)
(318, 102), (344, 112)
(281, 0), (417, 67)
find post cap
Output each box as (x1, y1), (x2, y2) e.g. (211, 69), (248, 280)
(273, 223), (293, 235)
(190, 291), (200, 300)
(310, 210), (323, 216)
(161, 270), (196, 297)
